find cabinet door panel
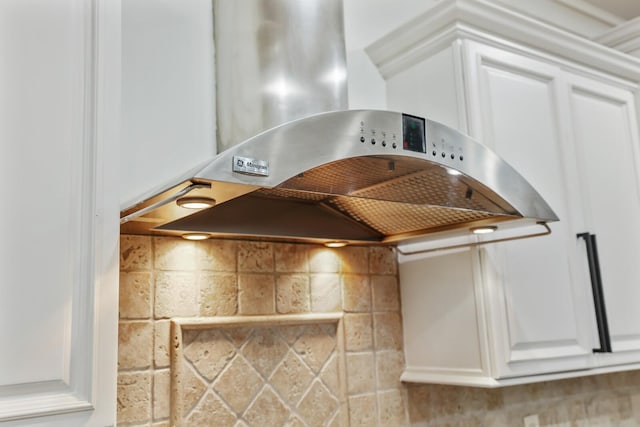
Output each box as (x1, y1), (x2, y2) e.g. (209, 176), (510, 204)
(568, 76), (640, 359)
(464, 42), (594, 377)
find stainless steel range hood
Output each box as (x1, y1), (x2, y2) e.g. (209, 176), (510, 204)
(120, 109), (558, 245)
(120, 0), (558, 246)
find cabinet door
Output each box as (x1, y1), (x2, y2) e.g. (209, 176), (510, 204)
(567, 74), (640, 364)
(462, 41), (596, 378)
(0, 1), (119, 424)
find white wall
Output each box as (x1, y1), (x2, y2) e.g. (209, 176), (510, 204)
(120, 0), (216, 208)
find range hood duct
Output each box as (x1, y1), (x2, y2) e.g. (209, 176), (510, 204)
(120, 0), (558, 247)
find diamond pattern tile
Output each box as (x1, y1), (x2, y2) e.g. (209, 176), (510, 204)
(172, 319), (346, 426)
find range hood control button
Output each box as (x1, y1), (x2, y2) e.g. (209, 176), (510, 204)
(441, 152), (446, 158)
(371, 138), (376, 145)
(382, 141), (387, 147)
(360, 136), (365, 143)
(392, 142), (397, 149)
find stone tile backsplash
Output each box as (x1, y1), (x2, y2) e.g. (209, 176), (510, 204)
(118, 235), (640, 426)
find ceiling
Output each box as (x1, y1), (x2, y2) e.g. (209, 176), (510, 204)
(584, 0), (640, 20)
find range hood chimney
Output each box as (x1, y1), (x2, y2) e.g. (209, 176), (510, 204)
(214, 0), (348, 152)
(120, 0), (558, 248)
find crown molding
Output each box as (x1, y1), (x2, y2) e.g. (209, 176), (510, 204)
(366, 0), (640, 82)
(596, 16), (640, 56)
(554, 0), (623, 26)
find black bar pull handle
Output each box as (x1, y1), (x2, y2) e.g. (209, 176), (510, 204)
(577, 232), (612, 353)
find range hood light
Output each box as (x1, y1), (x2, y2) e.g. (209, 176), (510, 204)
(324, 241), (348, 248)
(471, 226), (498, 234)
(177, 197), (216, 209)
(447, 168), (462, 176)
(181, 233), (211, 241)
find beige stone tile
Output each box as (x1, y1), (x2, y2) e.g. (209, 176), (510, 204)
(344, 313), (373, 352)
(174, 358), (208, 420)
(213, 355), (263, 413)
(310, 274), (341, 312)
(237, 241), (274, 272)
(372, 275), (400, 312)
(284, 415), (306, 427)
(376, 350), (405, 390)
(342, 274), (371, 313)
(119, 271), (152, 319)
(152, 422), (171, 427)
(153, 237), (196, 270)
(118, 321), (153, 370)
(319, 353), (340, 396)
(270, 349), (314, 406)
(309, 247), (340, 273)
(276, 274), (310, 314)
(349, 394), (378, 427)
(369, 246), (397, 275)
(184, 329), (236, 381)
(153, 369), (171, 420)
(275, 243), (309, 273)
(297, 380), (339, 426)
(185, 391), (236, 427)
(339, 246), (369, 274)
(293, 324), (337, 374)
(196, 238), (237, 271)
(244, 386), (289, 426)
(378, 389), (408, 427)
(117, 372), (151, 424)
(154, 271), (198, 318)
(154, 320), (171, 368)
(199, 272), (237, 316)
(243, 327), (289, 379)
(120, 235), (152, 271)
(238, 274), (275, 315)
(373, 312), (403, 351)
(346, 352), (375, 395)
(224, 326), (254, 348)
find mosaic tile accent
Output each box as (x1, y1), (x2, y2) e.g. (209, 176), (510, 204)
(171, 315), (347, 427)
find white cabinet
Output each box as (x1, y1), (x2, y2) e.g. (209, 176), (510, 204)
(368, 0), (640, 386)
(0, 0), (120, 423)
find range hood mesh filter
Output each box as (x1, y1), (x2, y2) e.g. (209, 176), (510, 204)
(327, 197), (505, 235)
(276, 156), (516, 214)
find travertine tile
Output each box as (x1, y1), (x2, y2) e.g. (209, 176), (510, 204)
(118, 321), (153, 370)
(373, 312), (403, 351)
(213, 355), (263, 413)
(310, 274), (341, 312)
(120, 235), (152, 271)
(309, 247), (340, 273)
(196, 238), (237, 271)
(342, 274), (371, 313)
(185, 391), (236, 427)
(276, 274), (310, 314)
(243, 328), (289, 379)
(153, 369), (171, 420)
(174, 358), (208, 420)
(369, 246), (397, 275)
(238, 241), (274, 272)
(238, 274), (275, 315)
(153, 237), (196, 270)
(294, 324), (337, 373)
(344, 313), (373, 352)
(378, 389), (408, 427)
(119, 271), (152, 319)
(340, 246), (369, 274)
(154, 271), (198, 318)
(270, 349), (315, 406)
(275, 243), (309, 273)
(117, 372), (151, 424)
(376, 350), (404, 390)
(184, 329), (236, 381)
(154, 320), (171, 368)
(284, 415), (306, 427)
(199, 272), (237, 316)
(346, 352), (375, 395)
(152, 422), (171, 427)
(244, 386), (289, 427)
(349, 394), (378, 427)
(372, 275), (400, 312)
(297, 380), (339, 426)
(320, 353), (340, 396)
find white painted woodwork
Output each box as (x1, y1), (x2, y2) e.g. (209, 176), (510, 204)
(567, 74), (640, 361)
(0, 0), (119, 424)
(374, 0), (640, 386)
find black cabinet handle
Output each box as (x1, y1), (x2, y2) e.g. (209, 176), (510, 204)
(577, 232), (612, 353)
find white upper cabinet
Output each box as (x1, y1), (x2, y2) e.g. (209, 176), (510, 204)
(368, 0), (640, 386)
